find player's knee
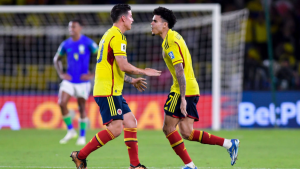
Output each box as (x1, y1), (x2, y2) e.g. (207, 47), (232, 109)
(180, 131), (192, 140)
(58, 100), (67, 108)
(162, 125), (176, 136)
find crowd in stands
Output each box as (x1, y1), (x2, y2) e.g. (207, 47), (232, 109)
(1, 0), (300, 91)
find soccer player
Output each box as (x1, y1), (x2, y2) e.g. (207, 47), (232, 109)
(53, 19), (98, 145)
(70, 4), (161, 169)
(151, 7), (240, 169)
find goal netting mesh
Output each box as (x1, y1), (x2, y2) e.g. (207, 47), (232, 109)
(0, 5), (248, 130)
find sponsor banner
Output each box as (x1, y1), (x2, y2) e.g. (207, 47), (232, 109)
(239, 92), (300, 128)
(0, 95), (231, 130)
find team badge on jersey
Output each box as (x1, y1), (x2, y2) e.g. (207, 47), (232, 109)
(168, 51), (175, 59)
(117, 109), (122, 115)
(121, 43), (126, 52)
(79, 44), (85, 54)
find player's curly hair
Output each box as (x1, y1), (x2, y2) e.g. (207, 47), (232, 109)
(111, 4), (131, 23)
(153, 7), (177, 29)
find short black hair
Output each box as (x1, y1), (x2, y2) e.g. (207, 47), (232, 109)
(153, 7), (177, 29)
(110, 4), (131, 23)
(69, 19), (83, 26)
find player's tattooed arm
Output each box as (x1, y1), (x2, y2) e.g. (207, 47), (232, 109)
(124, 74), (133, 84)
(174, 63), (186, 97)
(174, 63), (187, 117)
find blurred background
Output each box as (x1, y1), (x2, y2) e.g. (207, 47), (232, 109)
(0, 0), (299, 131)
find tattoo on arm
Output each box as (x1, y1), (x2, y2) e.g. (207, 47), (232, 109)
(174, 63), (186, 97)
(124, 74), (133, 84)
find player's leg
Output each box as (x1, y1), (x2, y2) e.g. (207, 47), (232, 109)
(163, 92), (197, 169)
(76, 97), (88, 145)
(178, 96), (239, 166)
(70, 96), (123, 168)
(58, 80), (77, 144)
(163, 115), (196, 169)
(75, 82), (91, 145)
(122, 96), (147, 169)
(71, 120), (122, 169)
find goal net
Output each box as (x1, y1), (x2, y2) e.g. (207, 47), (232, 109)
(0, 5), (248, 130)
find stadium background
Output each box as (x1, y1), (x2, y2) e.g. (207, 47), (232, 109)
(0, 0), (300, 130)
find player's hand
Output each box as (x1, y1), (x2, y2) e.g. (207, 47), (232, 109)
(59, 73), (72, 80)
(180, 97), (187, 117)
(80, 72), (95, 81)
(144, 68), (161, 76)
(131, 78), (147, 92)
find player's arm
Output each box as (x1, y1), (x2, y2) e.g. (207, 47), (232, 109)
(115, 55), (161, 76)
(53, 44), (71, 80)
(124, 74), (147, 92)
(174, 63), (187, 117)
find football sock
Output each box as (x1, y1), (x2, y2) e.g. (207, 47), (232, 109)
(78, 129), (115, 159)
(185, 161), (196, 169)
(63, 115), (73, 130)
(79, 118), (88, 137)
(167, 130), (192, 164)
(188, 130), (224, 146)
(124, 128), (140, 166)
(223, 139), (232, 149)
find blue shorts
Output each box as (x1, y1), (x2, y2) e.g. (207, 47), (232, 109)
(164, 92), (199, 121)
(94, 95), (131, 125)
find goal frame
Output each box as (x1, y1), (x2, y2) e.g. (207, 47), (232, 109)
(0, 4), (222, 130)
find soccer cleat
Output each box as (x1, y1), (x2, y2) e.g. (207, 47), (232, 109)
(70, 151), (87, 169)
(227, 139), (240, 166)
(129, 164), (147, 169)
(76, 137), (86, 145)
(59, 129), (78, 144)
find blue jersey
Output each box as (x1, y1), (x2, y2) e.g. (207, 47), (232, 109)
(57, 35), (98, 83)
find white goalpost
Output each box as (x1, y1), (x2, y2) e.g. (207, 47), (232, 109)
(0, 4), (248, 130)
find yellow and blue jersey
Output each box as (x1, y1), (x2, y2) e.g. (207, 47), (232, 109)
(93, 26), (127, 97)
(57, 35), (98, 83)
(162, 29), (200, 96)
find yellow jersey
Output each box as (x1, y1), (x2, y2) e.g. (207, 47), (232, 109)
(162, 29), (200, 96)
(94, 26), (127, 96)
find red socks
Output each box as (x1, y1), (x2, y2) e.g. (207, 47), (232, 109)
(188, 130), (224, 146)
(124, 128), (140, 166)
(167, 130), (192, 164)
(78, 129), (115, 159)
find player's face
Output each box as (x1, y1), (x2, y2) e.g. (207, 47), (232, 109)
(68, 21), (82, 37)
(151, 15), (165, 35)
(123, 10), (134, 30)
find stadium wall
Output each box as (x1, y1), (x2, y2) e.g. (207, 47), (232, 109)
(0, 94), (232, 130)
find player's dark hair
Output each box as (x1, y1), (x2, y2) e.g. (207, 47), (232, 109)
(153, 7), (177, 29)
(70, 19), (83, 26)
(110, 4), (131, 23)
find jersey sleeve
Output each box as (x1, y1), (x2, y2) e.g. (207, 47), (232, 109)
(56, 41), (66, 57)
(110, 35), (127, 57)
(87, 38), (99, 54)
(165, 41), (183, 66)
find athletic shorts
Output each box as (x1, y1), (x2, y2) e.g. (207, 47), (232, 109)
(164, 92), (199, 121)
(94, 95), (131, 125)
(59, 80), (91, 100)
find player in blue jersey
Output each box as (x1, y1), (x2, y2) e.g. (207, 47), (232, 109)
(53, 19), (98, 145)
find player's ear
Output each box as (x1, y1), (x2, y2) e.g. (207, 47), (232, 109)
(121, 15), (125, 22)
(163, 22), (168, 28)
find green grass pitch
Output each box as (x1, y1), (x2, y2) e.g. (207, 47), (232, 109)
(0, 129), (299, 169)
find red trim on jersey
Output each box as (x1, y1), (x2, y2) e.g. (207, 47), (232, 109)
(172, 60), (183, 65)
(107, 36), (115, 96)
(174, 42), (185, 68)
(185, 94), (200, 97)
